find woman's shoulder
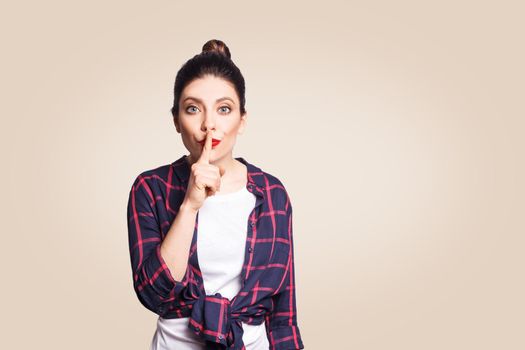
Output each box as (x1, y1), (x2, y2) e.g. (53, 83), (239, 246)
(129, 162), (177, 193)
(245, 159), (292, 211)
(265, 171), (293, 211)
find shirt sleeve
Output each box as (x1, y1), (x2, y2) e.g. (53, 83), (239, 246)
(127, 175), (189, 315)
(267, 196), (305, 350)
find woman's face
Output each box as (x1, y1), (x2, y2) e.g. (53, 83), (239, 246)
(174, 75), (247, 163)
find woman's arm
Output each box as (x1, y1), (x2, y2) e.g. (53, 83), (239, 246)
(127, 175), (193, 314)
(267, 196), (305, 350)
(159, 201), (197, 281)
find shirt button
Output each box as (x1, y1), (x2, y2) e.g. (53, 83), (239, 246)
(218, 335), (224, 340)
(250, 221), (255, 227)
(248, 247), (253, 253)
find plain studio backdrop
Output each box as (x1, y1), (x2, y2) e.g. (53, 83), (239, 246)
(1, 1), (523, 349)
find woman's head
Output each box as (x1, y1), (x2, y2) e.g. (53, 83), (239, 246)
(171, 39), (248, 164)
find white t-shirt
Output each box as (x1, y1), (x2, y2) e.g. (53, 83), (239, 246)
(150, 185), (269, 350)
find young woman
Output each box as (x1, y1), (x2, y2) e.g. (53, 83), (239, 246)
(127, 39), (304, 350)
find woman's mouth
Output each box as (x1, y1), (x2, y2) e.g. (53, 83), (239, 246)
(198, 138), (221, 148)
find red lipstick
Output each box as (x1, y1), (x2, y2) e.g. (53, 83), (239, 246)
(211, 138), (221, 148)
(198, 138), (221, 148)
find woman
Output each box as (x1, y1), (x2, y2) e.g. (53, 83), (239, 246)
(127, 39), (304, 350)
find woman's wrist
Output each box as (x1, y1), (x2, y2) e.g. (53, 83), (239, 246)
(179, 200), (199, 215)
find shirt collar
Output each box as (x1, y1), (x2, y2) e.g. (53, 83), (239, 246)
(171, 154), (266, 198)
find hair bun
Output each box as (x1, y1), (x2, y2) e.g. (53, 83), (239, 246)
(201, 39), (231, 59)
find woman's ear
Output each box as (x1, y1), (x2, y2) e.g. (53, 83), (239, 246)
(238, 112), (248, 135)
(173, 116), (181, 133)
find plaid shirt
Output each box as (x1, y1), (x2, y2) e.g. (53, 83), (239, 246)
(127, 155), (304, 350)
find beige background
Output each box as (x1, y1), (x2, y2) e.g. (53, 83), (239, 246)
(2, 1), (524, 349)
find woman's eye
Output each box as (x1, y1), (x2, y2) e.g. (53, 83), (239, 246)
(219, 106), (231, 113)
(186, 106), (199, 113)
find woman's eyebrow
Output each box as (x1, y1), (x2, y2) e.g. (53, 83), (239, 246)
(183, 96), (235, 104)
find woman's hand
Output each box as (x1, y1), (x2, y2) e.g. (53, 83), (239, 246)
(182, 130), (225, 212)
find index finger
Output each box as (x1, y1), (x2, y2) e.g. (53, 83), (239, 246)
(197, 130), (213, 164)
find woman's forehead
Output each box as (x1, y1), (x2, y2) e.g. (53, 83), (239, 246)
(182, 76), (237, 99)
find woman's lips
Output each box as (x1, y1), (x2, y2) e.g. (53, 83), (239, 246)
(198, 138), (221, 148)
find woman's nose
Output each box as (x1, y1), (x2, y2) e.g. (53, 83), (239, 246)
(201, 112), (216, 131)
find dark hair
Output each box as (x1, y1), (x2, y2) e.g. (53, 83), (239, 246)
(171, 39), (247, 119)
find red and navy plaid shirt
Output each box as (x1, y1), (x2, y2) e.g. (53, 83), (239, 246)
(127, 155), (304, 350)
